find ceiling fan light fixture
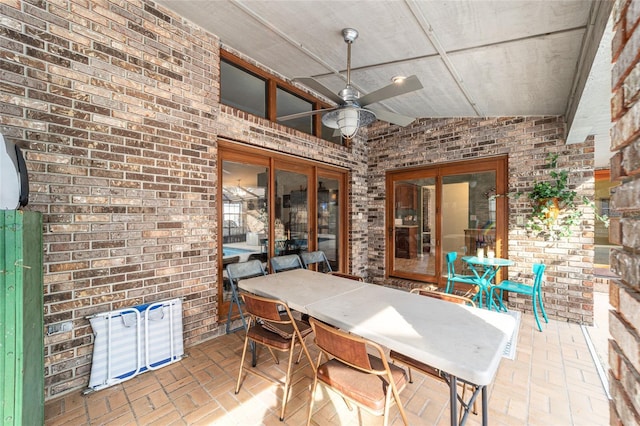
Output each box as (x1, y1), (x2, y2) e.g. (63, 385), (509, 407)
(392, 75), (407, 84)
(323, 106), (376, 139)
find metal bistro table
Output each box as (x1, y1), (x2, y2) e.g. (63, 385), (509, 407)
(239, 269), (515, 426)
(461, 256), (514, 309)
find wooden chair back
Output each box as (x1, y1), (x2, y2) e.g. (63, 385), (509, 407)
(410, 287), (476, 307)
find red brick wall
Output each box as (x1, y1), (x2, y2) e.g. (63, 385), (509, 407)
(367, 117), (597, 325)
(0, 0), (367, 399)
(0, 0), (602, 400)
(608, 0), (640, 423)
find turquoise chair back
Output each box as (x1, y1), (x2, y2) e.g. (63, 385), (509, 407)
(532, 263), (546, 292)
(446, 251), (457, 277)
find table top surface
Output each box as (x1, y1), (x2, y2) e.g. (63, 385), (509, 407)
(239, 269), (367, 312)
(239, 269), (515, 385)
(461, 256), (514, 267)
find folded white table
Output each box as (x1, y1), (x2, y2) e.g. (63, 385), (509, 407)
(239, 269), (515, 426)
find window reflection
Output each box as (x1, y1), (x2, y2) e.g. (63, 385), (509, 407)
(317, 179), (340, 270)
(221, 162), (269, 304)
(393, 178), (435, 276)
(441, 171), (496, 276)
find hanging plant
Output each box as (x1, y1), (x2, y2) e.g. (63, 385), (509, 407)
(525, 153), (608, 240)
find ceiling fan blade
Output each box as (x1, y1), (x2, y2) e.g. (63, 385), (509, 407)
(293, 77), (344, 104)
(359, 75), (423, 107)
(278, 107), (337, 122)
(367, 107), (416, 127)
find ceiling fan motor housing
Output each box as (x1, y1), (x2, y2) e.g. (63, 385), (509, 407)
(339, 85), (359, 102)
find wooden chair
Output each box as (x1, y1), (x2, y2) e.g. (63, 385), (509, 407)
(489, 263), (548, 331)
(270, 254), (303, 272)
(225, 260), (266, 334)
(235, 292), (313, 421)
(390, 288), (477, 423)
(410, 287), (477, 306)
(328, 271), (364, 281)
(300, 250), (332, 272)
(307, 318), (409, 426)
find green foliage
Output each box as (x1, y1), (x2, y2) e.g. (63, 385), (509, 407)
(524, 153), (608, 241)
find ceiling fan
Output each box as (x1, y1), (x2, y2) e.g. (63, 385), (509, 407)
(278, 28), (423, 139)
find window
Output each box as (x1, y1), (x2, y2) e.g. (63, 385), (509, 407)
(276, 87), (313, 134)
(220, 51), (341, 144)
(220, 60), (266, 117)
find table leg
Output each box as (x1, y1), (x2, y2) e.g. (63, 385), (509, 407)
(482, 385), (488, 426)
(450, 375), (458, 426)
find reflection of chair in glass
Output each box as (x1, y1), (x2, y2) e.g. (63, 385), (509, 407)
(390, 288), (477, 423)
(300, 250), (332, 273)
(445, 251), (479, 294)
(307, 317), (409, 426)
(235, 292), (313, 422)
(270, 254), (303, 272)
(222, 256), (240, 293)
(225, 260), (266, 334)
(489, 263), (548, 331)
(247, 252), (268, 267)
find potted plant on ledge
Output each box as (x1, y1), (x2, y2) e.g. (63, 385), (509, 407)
(525, 153), (608, 240)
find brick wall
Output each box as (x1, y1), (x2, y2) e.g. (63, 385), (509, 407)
(367, 117), (597, 325)
(0, 0), (603, 400)
(608, 0), (640, 423)
(0, 0), (367, 399)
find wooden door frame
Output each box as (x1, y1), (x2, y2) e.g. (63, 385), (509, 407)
(385, 156), (509, 287)
(217, 140), (349, 320)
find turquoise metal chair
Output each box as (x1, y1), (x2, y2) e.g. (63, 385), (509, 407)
(445, 251), (480, 294)
(226, 259), (267, 334)
(489, 263), (548, 331)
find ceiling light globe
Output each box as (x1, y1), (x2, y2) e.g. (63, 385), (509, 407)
(338, 107), (360, 138)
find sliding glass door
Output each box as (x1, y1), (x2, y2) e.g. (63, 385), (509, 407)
(317, 172), (343, 270)
(391, 176), (437, 278)
(274, 164), (311, 258)
(387, 157), (507, 287)
(218, 141), (348, 320)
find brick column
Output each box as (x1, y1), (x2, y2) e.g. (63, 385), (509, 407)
(609, 0), (640, 423)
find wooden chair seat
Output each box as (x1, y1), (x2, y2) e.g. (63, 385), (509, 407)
(307, 317), (408, 425)
(317, 355), (408, 413)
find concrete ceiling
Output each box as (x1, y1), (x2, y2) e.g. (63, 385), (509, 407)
(156, 0), (613, 168)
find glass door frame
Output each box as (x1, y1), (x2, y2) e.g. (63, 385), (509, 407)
(386, 156), (509, 287)
(218, 140), (349, 319)
(317, 168), (347, 271)
(273, 159), (314, 258)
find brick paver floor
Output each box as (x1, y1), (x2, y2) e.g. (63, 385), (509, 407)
(45, 306), (610, 425)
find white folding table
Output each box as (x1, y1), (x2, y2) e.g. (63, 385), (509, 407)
(239, 269), (515, 426)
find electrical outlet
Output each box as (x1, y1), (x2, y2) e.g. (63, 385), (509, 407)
(47, 321), (73, 335)
(516, 216), (524, 226)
